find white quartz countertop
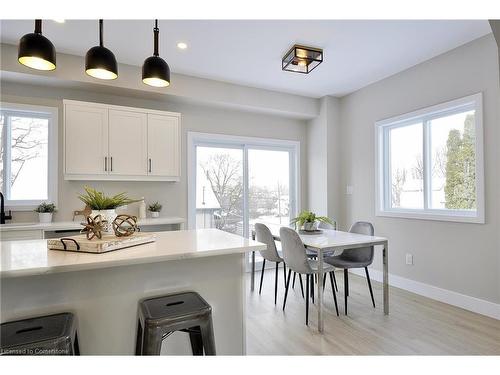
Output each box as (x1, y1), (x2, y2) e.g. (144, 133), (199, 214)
(0, 217), (185, 232)
(0, 229), (266, 278)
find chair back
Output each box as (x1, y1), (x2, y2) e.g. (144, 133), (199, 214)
(280, 227), (312, 274)
(318, 221), (335, 230)
(343, 221), (375, 265)
(255, 223), (281, 262)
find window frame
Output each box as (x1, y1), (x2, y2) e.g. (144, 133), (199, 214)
(187, 131), (301, 233)
(0, 102), (58, 211)
(375, 93), (484, 224)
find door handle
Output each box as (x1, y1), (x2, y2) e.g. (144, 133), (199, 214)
(110, 156), (113, 172)
(104, 156), (107, 172)
(149, 158), (152, 173)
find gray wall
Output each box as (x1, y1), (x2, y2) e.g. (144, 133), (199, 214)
(0, 82), (308, 223)
(338, 34), (500, 304)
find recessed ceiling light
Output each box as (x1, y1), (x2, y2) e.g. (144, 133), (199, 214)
(177, 42), (187, 50)
(53, 19), (65, 24)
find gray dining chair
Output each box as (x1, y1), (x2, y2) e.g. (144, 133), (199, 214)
(323, 221), (376, 315)
(280, 227), (339, 325)
(255, 223), (287, 305)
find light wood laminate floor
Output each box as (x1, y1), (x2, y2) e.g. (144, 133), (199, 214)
(246, 270), (500, 355)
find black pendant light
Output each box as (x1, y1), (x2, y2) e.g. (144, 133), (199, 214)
(85, 19), (118, 80)
(18, 20), (56, 71)
(142, 19), (170, 87)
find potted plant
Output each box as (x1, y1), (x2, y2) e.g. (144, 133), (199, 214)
(78, 186), (140, 233)
(148, 202), (162, 218)
(34, 202), (57, 223)
(290, 211), (335, 232)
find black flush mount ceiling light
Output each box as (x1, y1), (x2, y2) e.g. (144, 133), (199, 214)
(18, 19), (56, 71)
(282, 44), (323, 74)
(142, 19), (170, 87)
(85, 19), (118, 80)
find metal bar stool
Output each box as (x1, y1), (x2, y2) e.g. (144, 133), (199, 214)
(0, 312), (79, 356)
(135, 291), (216, 355)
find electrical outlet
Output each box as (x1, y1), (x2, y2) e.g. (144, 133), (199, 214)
(346, 185), (353, 195)
(405, 253), (413, 265)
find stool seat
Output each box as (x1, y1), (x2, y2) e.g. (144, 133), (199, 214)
(1, 313), (79, 356)
(136, 291), (216, 356)
(140, 292), (211, 322)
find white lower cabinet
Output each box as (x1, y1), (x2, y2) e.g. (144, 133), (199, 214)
(0, 230), (44, 241)
(63, 100), (181, 181)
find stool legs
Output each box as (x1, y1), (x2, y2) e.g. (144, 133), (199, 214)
(188, 326), (204, 355)
(200, 318), (216, 355)
(135, 320), (144, 355)
(143, 326), (163, 355)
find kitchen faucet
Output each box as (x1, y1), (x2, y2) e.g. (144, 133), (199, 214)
(0, 192), (13, 224)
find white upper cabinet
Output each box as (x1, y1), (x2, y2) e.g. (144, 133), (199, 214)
(65, 103), (108, 176)
(147, 114), (180, 178)
(63, 100), (181, 181)
(108, 110), (147, 176)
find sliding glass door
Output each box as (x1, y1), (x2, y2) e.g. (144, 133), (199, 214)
(189, 133), (299, 269)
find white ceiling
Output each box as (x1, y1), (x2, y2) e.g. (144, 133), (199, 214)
(0, 20), (492, 98)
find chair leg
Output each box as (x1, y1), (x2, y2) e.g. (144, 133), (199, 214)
(329, 272), (339, 316)
(332, 270), (339, 292)
(323, 272), (327, 291)
(305, 274), (310, 326)
(365, 267), (376, 308)
(274, 262), (279, 305)
(282, 269), (292, 311)
(143, 326), (163, 355)
(310, 274), (314, 304)
(292, 272), (296, 289)
(344, 269), (348, 315)
(259, 259), (266, 294)
(283, 262), (287, 286)
(298, 274), (304, 298)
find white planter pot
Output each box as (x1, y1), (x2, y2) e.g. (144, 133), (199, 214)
(91, 209), (117, 234)
(303, 222), (317, 231)
(38, 212), (53, 223)
(150, 211), (160, 218)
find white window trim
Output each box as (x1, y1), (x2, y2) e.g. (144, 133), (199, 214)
(1, 102), (58, 211)
(187, 131), (301, 232)
(374, 93), (484, 224)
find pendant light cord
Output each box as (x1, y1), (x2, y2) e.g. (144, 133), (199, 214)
(34, 19), (42, 34)
(153, 19), (159, 57)
(99, 19), (104, 47)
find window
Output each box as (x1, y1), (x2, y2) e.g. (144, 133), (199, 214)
(375, 93), (484, 223)
(0, 103), (58, 210)
(188, 132), (300, 269)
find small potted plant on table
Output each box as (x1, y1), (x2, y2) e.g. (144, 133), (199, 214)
(35, 202), (57, 223)
(78, 186), (140, 233)
(291, 210), (335, 232)
(148, 202), (162, 218)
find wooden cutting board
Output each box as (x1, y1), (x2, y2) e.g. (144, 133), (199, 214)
(47, 232), (156, 253)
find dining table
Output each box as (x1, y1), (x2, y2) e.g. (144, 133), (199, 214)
(251, 225), (389, 332)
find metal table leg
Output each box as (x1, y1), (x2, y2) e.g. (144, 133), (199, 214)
(251, 251), (255, 292)
(383, 241), (389, 315)
(317, 248), (324, 332)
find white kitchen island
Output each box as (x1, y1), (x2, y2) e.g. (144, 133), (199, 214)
(0, 229), (266, 355)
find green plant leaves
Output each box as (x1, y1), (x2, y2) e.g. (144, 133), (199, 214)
(78, 186), (141, 210)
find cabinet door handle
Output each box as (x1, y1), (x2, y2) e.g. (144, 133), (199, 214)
(110, 156), (113, 172)
(149, 158), (152, 173)
(104, 156), (107, 172)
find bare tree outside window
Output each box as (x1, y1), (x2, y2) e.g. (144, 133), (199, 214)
(200, 153), (243, 232)
(0, 114), (48, 198)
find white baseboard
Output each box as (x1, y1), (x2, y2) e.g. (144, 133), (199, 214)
(349, 268), (500, 320)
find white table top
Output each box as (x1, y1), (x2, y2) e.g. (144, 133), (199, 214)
(0, 229), (266, 278)
(256, 224), (387, 251)
(0, 217), (186, 232)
